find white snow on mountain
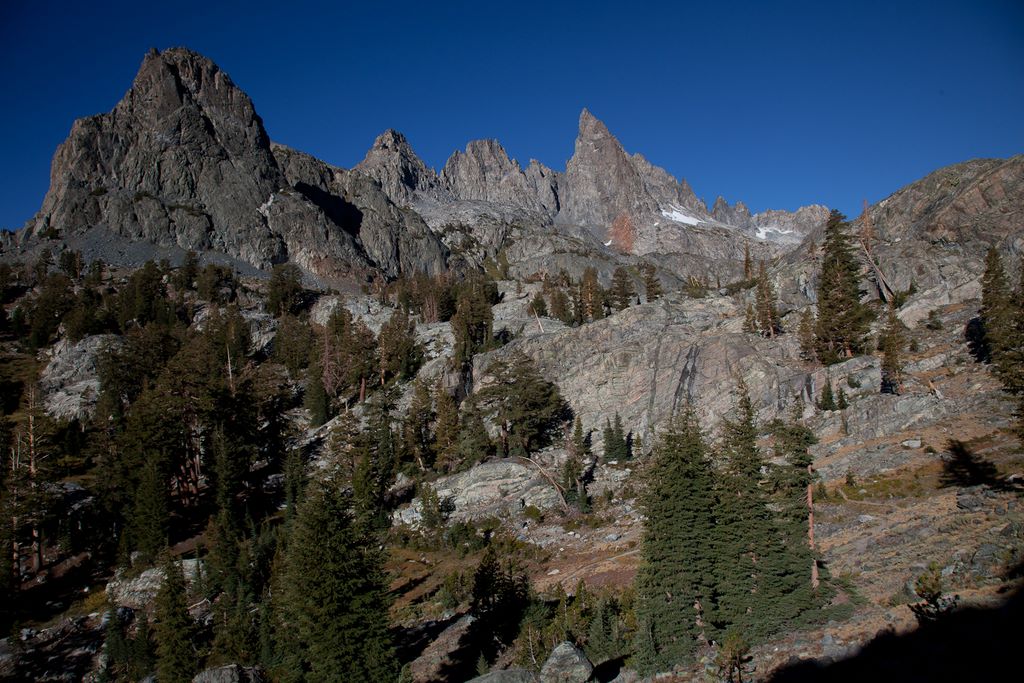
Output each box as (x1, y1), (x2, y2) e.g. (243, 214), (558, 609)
(660, 205), (701, 226)
(755, 225), (795, 240)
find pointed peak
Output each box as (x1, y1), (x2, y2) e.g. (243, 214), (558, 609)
(578, 107), (610, 136)
(371, 128), (414, 151)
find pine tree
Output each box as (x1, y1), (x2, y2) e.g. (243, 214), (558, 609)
(478, 351), (568, 456)
(468, 545), (530, 664)
(765, 413), (823, 624)
(814, 210), (873, 364)
(817, 382), (836, 411)
(353, 391), (399, 530)
(433, 382), (460, 472)
(641, 263), (662, 302)
(743, 303), (757, 333)
(754, 261), (781, 337)
(612, 413), (627, 460)
(562, 417), (590, 511)
(154, 555), (196, 683)
(634, 405), (717, 673)
(579, 267), (604, 322)
(711, 383), (773, 634)
(980, 247), (1014, 369)
(611, 267), (635, 311)
(451, 286), (494, 367)
(403, 378), (435, 472)
(798, 309), (817, 363)
(528, 291), (548, 318)
(880, 304), (906, 394)
(277, 478), (398, 682)
(267, 263), (304, 316)
(378, 308), (422, 384)
(129, 458), (170, 565)
(304, 364), (329, 427)
(548, 286), (573, 326)
(743, 243), (753, 280)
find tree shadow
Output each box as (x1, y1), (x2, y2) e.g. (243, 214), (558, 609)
(964, 316), (990, 363)
(939, 439), (1010, 490)
(768, 572), (1024, 683)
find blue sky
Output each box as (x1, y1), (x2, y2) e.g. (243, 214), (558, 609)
(1, 0), (1022, 230)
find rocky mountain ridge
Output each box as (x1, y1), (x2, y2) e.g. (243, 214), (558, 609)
(6, 47), (830, 286)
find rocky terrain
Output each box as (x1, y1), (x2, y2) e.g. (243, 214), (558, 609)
(1, 44), (1022, 683)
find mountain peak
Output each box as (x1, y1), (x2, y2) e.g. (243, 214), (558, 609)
(356, 129), (444, 206)
(577, 107), (611, 139)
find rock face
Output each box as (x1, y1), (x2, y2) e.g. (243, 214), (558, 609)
(16, 48), (446, 282)
(477, 292), (819, 452)
(559, 109), (704, 233)
(40, 334), (121, 421)
(442, 139), (560, 214)
(865, 155), (1024, 299)
(273, 144), (447, 278)
(105, 559), (202, 610)
(396, 459), (563, 526)
(355, 129), (449, 207)
(192, 665), (265, 683)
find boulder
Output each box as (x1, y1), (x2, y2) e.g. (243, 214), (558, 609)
(192, 665), (265, 683)
(539, 641), (594, 683)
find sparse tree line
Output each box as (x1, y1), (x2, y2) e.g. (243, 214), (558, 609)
(978, 247), (1024, 436)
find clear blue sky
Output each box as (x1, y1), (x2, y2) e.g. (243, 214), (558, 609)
(1, 0), (1022, 230)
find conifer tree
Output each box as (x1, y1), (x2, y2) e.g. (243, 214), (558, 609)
(433, 382), (460, 472)
(610, 267), (635, 311)
(765, 413), (823, 622)
(561, 417), (590, 511)
(353, 391), (398, 530)
(612, 413), (628, 460)
(641, 263), (662, 302)
(304, 364), (329, 427)
(814, 210), (873, 363)
(277, 478), (398, 682)
(129, 458), (170, 565)
(378, 308), (422, 384)
(478, 351), (568, 456)
(528, 291), (548, 318)
(743, 243), (753, 280)
(798, 309), (817, 363)
(754, 261), (781, 337)
(712, 383), (773, 634)
(403, 378), (435, 472)
(469, 545), (530, 664)
(880, 304), (906, 394)
(154, 555), (196, 683)
(817, 381), (836, 411)
(451, 286), (494, 367)
(267, 263), (304, 316)
(980, 247), (1014, 369)
(743, 303), (757, 333)
(548, 286), (573, 326)
(580, 267), (605, 322)
(634, 405), (717, 673)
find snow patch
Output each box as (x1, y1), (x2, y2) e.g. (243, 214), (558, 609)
(257, 193), (276, 218)
(604, 239), (613, 247)
(755, 224), (795, 241)
(660, 205), (701, 226)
